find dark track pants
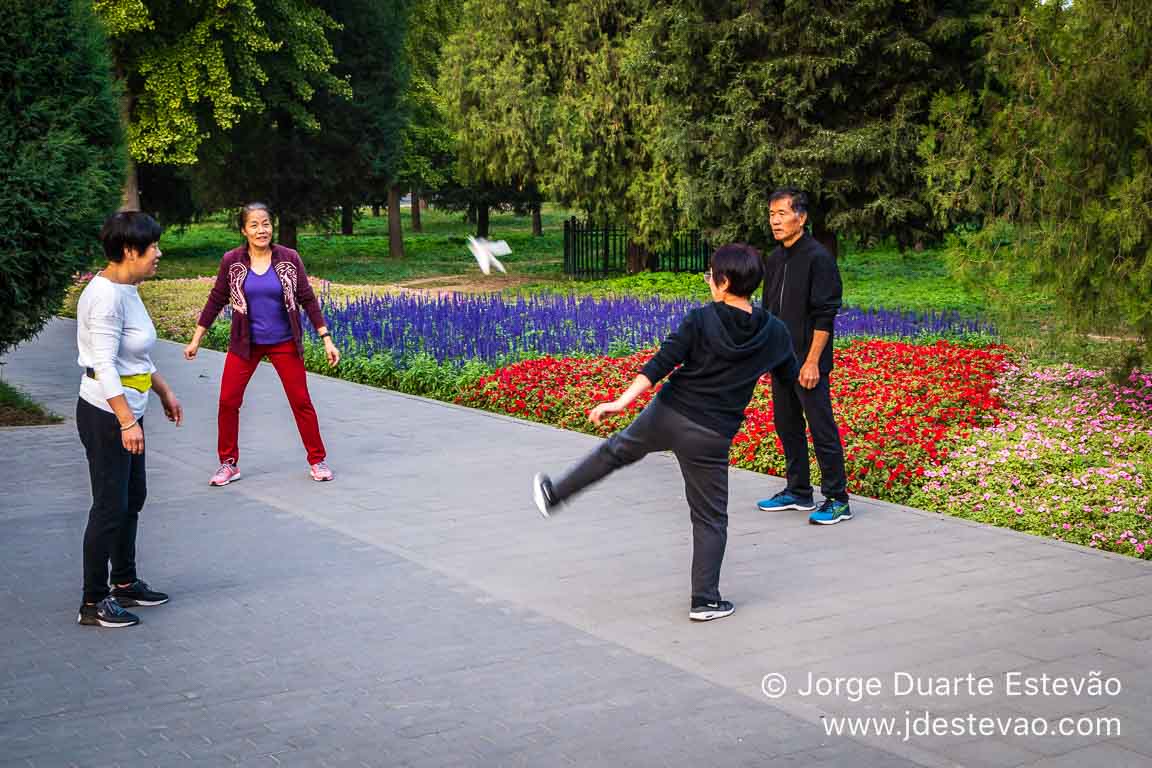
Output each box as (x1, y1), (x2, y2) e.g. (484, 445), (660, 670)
(553, 398), (732, 604)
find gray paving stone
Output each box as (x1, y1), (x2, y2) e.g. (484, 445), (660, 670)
(1018, 742), (1151, 767)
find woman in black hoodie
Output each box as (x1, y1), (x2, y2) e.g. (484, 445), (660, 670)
(532, 244), (798, 622)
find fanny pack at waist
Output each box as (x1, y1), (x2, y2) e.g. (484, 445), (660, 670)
(85, 367), (152, 393)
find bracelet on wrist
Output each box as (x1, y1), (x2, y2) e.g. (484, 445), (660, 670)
(120, 419), (138, 432)
(319, 332), (331, 339)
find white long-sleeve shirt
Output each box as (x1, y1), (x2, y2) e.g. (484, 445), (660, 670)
(76, 275), (157, 419)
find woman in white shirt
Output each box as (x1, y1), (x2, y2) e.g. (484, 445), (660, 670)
(75, 211), (183, 628)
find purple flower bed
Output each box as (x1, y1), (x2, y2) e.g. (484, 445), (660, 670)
(838, 306), (993, 339)
(314, 293), (993, 365)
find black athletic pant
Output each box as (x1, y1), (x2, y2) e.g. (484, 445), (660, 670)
(76, 398), (146, 603)
(770, 374), (848, 502)
(552, 398), (732, 605)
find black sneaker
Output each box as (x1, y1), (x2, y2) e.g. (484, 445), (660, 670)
(111, 579), (170, 607)
(77, 597), (140, 628)
(689, 600), (735, 622)
(532, 472), (559, 518)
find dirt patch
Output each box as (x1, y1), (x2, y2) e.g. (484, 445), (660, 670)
(388, 274), (540, 298)
(1085, 333), (1143, 344)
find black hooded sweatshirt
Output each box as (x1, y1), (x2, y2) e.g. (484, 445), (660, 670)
(640, 302), (799, 439)
(761, 232), (843, 374)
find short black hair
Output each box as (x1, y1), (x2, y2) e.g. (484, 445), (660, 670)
(769, 188), (809, 217)
(99, 211), (163, 263)
(710, 243), (764, 298)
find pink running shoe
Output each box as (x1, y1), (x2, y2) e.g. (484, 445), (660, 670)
(309, 461), (334, 482)
(209, 461), (241, 487)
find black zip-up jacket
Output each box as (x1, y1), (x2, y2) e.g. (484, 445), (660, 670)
(761, 232), (842, 374)
(640, 302), (799, 439)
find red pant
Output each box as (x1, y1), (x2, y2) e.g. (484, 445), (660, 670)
(218, 341), (327, 465)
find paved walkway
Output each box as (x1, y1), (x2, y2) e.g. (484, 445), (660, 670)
(1, 319), (1150, 768)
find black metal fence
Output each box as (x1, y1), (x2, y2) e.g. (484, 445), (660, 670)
(562, 217), (711, 278)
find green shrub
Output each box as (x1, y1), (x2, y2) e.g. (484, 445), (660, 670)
(0, 0), (124, 356)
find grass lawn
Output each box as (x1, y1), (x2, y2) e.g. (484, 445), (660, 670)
(153, 207), (568, 283)
(0, 379), (62, 427)
(146, 206), (985, 314)
(517, 247), (988, 315)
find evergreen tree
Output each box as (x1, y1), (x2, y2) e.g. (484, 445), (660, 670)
(0, 0), (124, 356)
(441, 0), (680, 255)
(439, 0), (557, 238)
(545, 0), (681, 255)
(645, 0), (986, 254)
(921, 0), (1152, 356)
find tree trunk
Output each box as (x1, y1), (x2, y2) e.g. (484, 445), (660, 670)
(388, 184), (405, 258)
(121, 158), (140, 212)
(372, 204), (381, 217)
(466, 203), (477, 225)
(531, 202), (542, 236)
(476, 204), (490, 238)
(410, 185), (423, 233)
(813, 225), (839, 260)
(626, 241), (649, 274)
(279, 215), (299, 250)
(341, 204), (355, 236)
(119, 88), (139, 211)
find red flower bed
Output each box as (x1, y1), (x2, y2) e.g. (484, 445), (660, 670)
(456, 339), (1011, 502)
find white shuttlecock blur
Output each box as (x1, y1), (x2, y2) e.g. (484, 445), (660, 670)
(467, 235), (510, 275)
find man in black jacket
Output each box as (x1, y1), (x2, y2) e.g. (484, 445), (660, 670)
(757, 189), (852, 524)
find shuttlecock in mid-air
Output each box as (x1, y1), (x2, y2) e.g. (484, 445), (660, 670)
(467, 235), (511, 275)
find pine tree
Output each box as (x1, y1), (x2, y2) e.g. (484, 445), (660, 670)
(645, 0), (986, 254)
(545, 0), (682, 254)
(921, 0), (1152, 356)
(0, 0), (124, 356)
(439, 0), (558, 238)
(441, 0), (680, 255)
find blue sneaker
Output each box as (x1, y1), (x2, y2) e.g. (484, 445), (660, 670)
(809, 498), (853, 525)
(756, 491), (816, 512)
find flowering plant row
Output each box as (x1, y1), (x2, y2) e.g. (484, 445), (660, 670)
(456, 339), (1011, 503)
(910, 366), (1152, 559)
(318, 293), (993, 366)
(737, 340), (1010, 500)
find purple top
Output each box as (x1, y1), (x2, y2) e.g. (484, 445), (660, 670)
(198, 245), (327, 360)
(244, 267), (293, 345)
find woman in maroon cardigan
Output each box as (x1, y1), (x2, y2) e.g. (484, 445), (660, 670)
(184, 203), (341, 485)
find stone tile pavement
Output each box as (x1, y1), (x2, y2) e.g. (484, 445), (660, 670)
(0, 319), (1149, 767)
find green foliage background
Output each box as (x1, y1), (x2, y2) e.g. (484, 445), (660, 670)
(921, 0), (1152, 360)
